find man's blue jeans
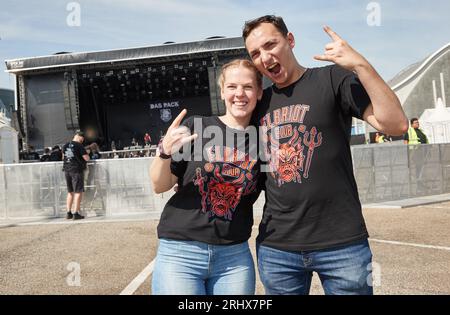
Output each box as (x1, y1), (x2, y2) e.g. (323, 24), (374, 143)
(152, 238), (255, 295)
(256, 239), (373, 295)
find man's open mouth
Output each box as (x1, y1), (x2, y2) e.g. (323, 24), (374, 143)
(267, 63), (281, 75)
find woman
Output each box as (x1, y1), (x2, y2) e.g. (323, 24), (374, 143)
(149, 59), (263, 295)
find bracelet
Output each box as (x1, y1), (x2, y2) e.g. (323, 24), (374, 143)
(157, 140), (171, 159)
(158, 151), (172, 160)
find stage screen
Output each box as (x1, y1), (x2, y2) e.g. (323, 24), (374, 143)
(25, 74), (75, 149)
(105, 95), (211, 148)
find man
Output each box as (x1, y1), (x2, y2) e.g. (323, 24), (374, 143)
(144, 133), (152, 146)
(404, 118), (428, 191)
(62, 130), (90, 220)
(404, 118), (428, 144)
(375, 132), (389, 143)
(243, 15), (408, 295)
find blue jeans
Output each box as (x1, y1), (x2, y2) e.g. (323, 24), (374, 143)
(257, 239), (373, 295)
(152, 238), (255, 295)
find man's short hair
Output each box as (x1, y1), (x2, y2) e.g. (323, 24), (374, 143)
(242, 15), (289, 41)
(411, 118), (419, 124)
(75, 130), (85, 137)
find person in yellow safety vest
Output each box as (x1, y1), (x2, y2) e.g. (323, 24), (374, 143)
(404, 118), (428, 144)
(375, 132), (385, 143)
(375, 132), (381, 143)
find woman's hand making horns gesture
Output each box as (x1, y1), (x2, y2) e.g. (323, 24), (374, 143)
(161, 109), (198, 155)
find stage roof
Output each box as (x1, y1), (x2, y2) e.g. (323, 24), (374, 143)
(5, 37), (246, 74)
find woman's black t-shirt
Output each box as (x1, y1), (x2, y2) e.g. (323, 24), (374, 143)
(157, 116), (262, 245)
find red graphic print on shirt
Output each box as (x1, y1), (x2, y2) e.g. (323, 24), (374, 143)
(261, 104), (323, 187)
(193, 146), (258, 221)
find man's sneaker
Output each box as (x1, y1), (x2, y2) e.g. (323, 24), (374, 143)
(73, 212), (85, 220)
(66, 212), (73, 219)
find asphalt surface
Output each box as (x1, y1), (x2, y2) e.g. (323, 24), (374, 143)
(1, 203), (449, 295)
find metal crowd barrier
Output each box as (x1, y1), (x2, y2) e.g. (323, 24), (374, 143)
(352, 143), (450, 203)
(0, 158), (172, 220)
(98, 146), (157, 159)
(2, 143), (450, 220)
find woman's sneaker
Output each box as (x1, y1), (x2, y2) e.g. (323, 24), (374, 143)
(73, 212), (85, 220)
(66, 212), (73, 219)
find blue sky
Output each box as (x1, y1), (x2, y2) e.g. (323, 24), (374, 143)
(1, 0), (449, 90)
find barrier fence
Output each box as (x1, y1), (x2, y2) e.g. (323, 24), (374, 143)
(351, 143), (450, 203)
(1, 143), (450, 220)
(0, 158), (166, 219)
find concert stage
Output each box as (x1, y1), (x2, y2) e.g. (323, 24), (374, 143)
(5, 37), (248, 150)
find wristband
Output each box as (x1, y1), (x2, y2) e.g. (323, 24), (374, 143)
(157, 140), (171, 159)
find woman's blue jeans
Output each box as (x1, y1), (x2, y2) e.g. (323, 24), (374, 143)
(257, 239), (374, 295)
(152, 238), (255, 295)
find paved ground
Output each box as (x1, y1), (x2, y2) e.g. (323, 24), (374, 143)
(1, 202), (449, 295)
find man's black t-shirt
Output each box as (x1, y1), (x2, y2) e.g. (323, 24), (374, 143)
(157, 116), (262, 245)
(254, 65), (371, 252)
(62, 141), (87, 173)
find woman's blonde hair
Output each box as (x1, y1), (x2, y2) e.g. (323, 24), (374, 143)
(218, 59), (262, 92)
